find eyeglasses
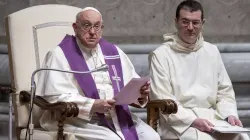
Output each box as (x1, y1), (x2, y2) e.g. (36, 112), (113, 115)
(179, 19), (202, 28)
(77, 22), (103, 32)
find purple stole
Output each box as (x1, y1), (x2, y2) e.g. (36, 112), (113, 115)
(59, 35), (139, 140)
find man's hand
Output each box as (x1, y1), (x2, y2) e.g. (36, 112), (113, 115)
(138, 81), (150, 104)
(227, 115), (243, 127)
(91, 99), (116, 113)
(140, 81), (150, 98)
(191, 118), (214, 132)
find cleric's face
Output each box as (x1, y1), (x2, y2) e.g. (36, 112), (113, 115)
(73, 10), (103, 48)
(175, 9), (204, 44)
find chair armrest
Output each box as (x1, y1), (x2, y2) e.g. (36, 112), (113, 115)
(0, 86), (16, 94)
(147, 99), (178, 131)
(0, 87), (79, 117)
(19, 90), (79, 118)
(147, 99), (177, 114)
(19, 90), (79, 140)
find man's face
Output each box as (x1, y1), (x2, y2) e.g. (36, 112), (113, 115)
(175, 9), (204, 44)
(73, 10), (103, 48)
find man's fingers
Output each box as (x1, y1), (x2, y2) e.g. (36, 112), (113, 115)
(145, 82), (150, 88)
(140, 82), (150, 95)
(205, 120), (214, 127)
(146, 80), (150, 85)
(140, 85), (147, 91)
(235, 119), (243, 127)
(143, 81), (150, 87)
(103, 106), (110, 112)
(228, 116), (236, 126)
(141, 89), (150, 94)
(239, 121), (243, 127)
(140, 81), (150, 91)
(203, 122), (212, 132)
(107, 99), (116, 105)
(203, 120), (213, 132)
(227, 116), (243, 127)
(104, 103), (113, 112)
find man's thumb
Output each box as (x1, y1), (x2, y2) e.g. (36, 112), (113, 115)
(107, 99), (116, 104)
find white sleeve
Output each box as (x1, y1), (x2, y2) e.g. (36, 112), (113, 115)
(216, 52), (238, 119)
(36, 47), (95, 121)
(149, 51), (197, 135)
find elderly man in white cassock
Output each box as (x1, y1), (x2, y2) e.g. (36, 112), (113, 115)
(149, 0), (250, 140)
(36, 7), (160, 140)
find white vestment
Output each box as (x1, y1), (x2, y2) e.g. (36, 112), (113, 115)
(36, 38), (160, 140)
(149, 33), (250, 140)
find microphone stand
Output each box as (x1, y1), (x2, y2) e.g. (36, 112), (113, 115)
(27, 64), (108, 140)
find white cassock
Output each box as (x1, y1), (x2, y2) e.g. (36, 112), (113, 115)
(149, 33), (250, 140)
(36, 38), (160, 140)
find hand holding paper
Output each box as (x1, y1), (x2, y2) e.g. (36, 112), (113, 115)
(114, 76), (150, 105)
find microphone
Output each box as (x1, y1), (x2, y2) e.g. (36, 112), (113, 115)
(27, 64), (109, 140)
(30, 64), (109, 87)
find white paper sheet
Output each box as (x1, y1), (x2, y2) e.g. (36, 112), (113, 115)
(210, 120), (250, 133)
(211, 126), (250, 133)
(114, 76), (150, 105)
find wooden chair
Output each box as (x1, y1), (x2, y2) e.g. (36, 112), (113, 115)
(4, 4), (82, 140)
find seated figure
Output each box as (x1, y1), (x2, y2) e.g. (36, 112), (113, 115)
(148, 0), (250, 140)
(36, 7), (160, 140)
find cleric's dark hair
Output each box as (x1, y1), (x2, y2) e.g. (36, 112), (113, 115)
(176, 0), (204, 19)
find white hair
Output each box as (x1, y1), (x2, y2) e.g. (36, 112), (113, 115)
(76, 7), (103, 22)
